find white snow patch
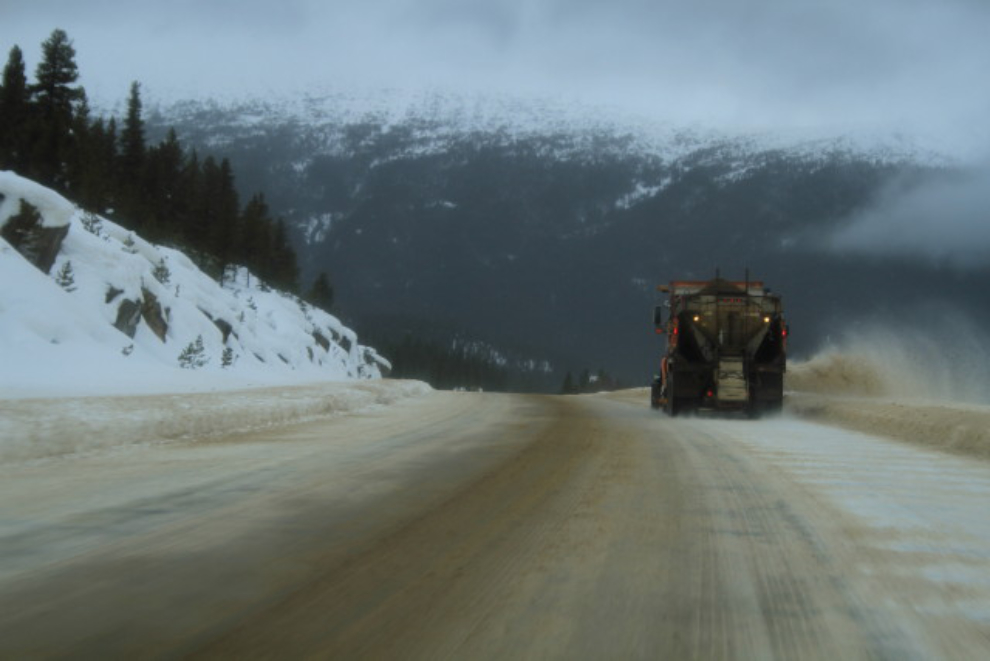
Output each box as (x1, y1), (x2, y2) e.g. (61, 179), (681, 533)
(0, 171), (390, 403)
(0, 170), (76, 230)
(302, 212), (336, 244)
(615, 180), (669, 210)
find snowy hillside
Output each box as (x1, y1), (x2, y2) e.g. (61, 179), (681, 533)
(0, 171), (389, 399)
(154, 86), (950, 167)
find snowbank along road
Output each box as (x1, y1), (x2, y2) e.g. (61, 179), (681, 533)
(2, 386), (990, 658)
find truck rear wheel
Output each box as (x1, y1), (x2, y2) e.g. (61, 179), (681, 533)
(664, 374), (677, 416)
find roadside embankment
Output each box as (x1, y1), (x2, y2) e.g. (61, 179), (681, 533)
(0, 380), (431, 465)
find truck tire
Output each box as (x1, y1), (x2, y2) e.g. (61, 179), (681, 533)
(664, 374), (676, 416)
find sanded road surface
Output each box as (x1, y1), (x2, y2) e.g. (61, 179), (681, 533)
(2, 390), (990, 658)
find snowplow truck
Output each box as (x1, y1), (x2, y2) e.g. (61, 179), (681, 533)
(652, 276), (787, 417)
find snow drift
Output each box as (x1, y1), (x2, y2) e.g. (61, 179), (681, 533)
(0, 380), (431, 464)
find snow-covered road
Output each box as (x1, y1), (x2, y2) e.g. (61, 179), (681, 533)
(1, 387), (989, 658)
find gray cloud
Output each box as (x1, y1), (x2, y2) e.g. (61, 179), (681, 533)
(828, 168), (990, 268)
(2, 0), (989, 149)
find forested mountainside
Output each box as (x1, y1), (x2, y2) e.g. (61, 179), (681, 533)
(150, 91), (988, 387)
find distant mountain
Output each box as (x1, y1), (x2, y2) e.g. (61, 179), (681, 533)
(0, 170), (388, 397)
(147, 89), (988, 387)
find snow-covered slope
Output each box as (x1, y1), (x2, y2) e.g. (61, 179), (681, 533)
(0, 171), (389, 399)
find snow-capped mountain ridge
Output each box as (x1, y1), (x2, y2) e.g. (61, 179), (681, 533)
(148, 86), (950, 168)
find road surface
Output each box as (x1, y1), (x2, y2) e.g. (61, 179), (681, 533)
(2, 389), (990, 658)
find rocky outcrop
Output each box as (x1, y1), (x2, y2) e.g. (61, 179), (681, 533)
(212, 317), (233, 344)
(0, 199), (69, 274)
(113, 299), (142, 338)
(312, 331), (330, 352)
(105, 285), (123, 304)
(111, 289), (169, 342)
(197, 307), (233, 344)
(140, 288), (169, 342)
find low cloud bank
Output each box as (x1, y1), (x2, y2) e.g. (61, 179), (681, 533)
(828, 166), (990, 268)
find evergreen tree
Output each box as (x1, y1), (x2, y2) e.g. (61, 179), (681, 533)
(64, 88), (91, 197)
(120, 82), (145, 170)
(74, 116), (116, 213)
(54, 260), (77, 291)
(579, 368), (591, 392)
(30, 29), (84, 187)
(144, 128), (184, 241)
(561, 372), (575, 394)
(117, 81), (148, 230)
(197, 156), (241, 282)
(0, 45), (30, 171)
(268, 218), (299, 292)
(176, 149), (201, 244)
(238, 193), (271, 284)
(307, 272), (334, 311)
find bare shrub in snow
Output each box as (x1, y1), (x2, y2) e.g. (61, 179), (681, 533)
(152, 257), (170, 285)
(122, 234), (138, 254)
(80, 211), (103, 236)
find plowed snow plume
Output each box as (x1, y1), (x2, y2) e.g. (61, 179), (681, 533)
(787, 314), (990, 459)
(788, 316), (990, 404)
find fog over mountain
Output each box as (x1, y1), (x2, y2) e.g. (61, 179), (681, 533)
(829, 166), (990, 268)
(4, 0), (990, 151)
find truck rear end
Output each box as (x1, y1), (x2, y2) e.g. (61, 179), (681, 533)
(653, 276), (787, 417)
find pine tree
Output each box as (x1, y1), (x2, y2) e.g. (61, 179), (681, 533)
(152, 257), (170, 284)
(238, 193), (271, 285)
(214, 158), (241, 281)
(144, 129), (184, 241)
(54, 260), (77, 291)
(176, 149), (201, 244)
(307, 272), (334, 312)
(75, 116), (116, 213)
(30, 29), (84, 187)
(64, 88), (91, 197)
(178, 335), (207, 369)
(117, 81), (148, 230)
(196, 156), (241, 281)
(0, 45), (30, 172)
(268, 218), (299, 292)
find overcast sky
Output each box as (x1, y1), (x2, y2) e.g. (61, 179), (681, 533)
(2, 0), (989, 149)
